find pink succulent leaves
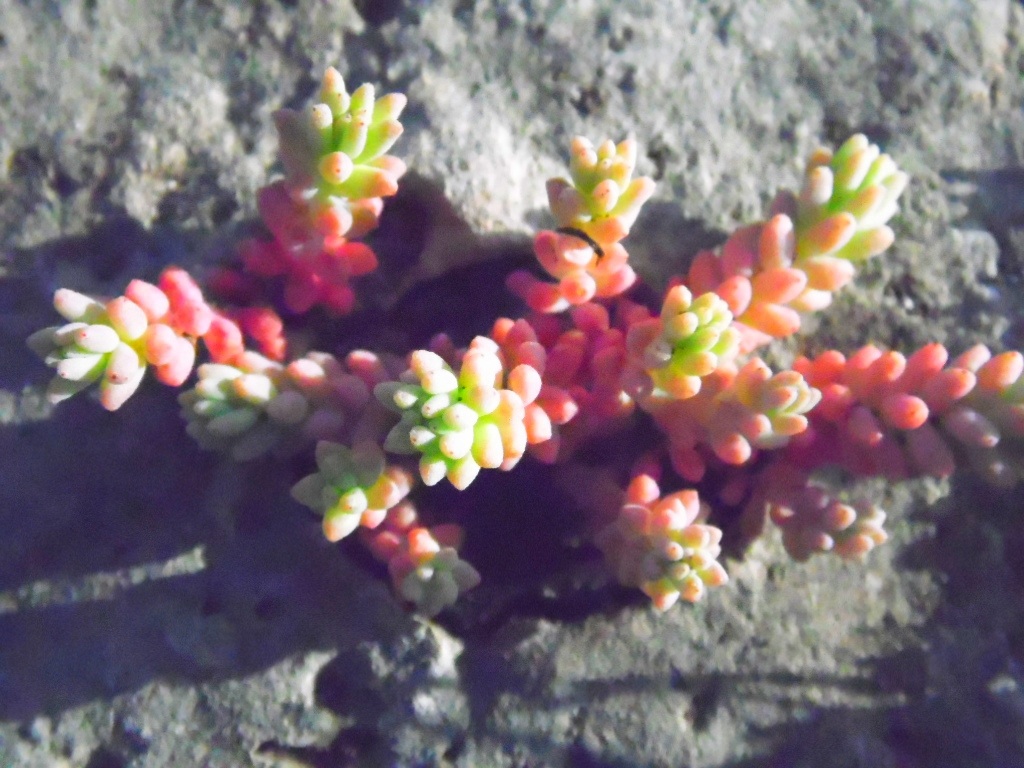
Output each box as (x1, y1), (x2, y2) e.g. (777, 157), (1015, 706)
(28, 268), (222, 410)
(949, 346), (1024, 484)
(508, 137), (655, 313)
(243, 192), (376, 305)
(290, 441), (413, 542)
(227, 68), (406, 316)
(375, 338), (536, 489)
(240, 183), (380, 315)
(273, 67), (406, 242)
(486, 316), (575, 461)
(767, 479), (889, 562)
(227, 306), (288, 362)
(484, 303), (643, 465)
(792, 343), (1024, 484)
(596, 474), (728, 611)
(685, 134), (908, 352)
(643, 360), (820, 483)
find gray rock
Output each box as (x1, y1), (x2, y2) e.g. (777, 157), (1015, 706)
(4, 0), (1024, 766)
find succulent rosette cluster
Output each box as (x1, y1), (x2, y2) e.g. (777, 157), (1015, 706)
(712, 360), (824, 455)
(179, 349), (388, 461)
(687, 134), (908, 353)
(596, 474), (728, 610)
(181, 354), (304, 461)
(625, 285), (741, 400)
(508, 137), (655, 313)
(375, 338), (537, 490)
(232, 67), (407, 315)
(291, 441), (413, 541)
(751, 343), (1024, 562)
(362, 502), (481, 617)
(28, 268), (223, 410)
(273, 66), (406, 242)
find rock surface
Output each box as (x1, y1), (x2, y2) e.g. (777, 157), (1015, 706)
(3, 0), (1024, 766)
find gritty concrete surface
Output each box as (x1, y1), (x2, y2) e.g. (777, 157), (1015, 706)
(3, 1), (1024, 766)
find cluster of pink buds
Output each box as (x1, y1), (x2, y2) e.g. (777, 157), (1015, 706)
(595, 474), (728, 610)
(375, 338), (538, 489)
(507, 137), (655, 312)
(486, 317), (570, 462)
(362, 502), (481, 617)
(225, 306), (287, 362)
(769, 482), (888, 562)
(28, 268), (226, 410)
(179, 347), (399, 461)
(239, 183), (380, 314)
(228, 67), (407, 315)
(484, 302), (642, 463)
(685, 134), (908, 352)
(750, 462), (889, 562)
(547, 303), (636, 423)
(790, 343), (1024, 484)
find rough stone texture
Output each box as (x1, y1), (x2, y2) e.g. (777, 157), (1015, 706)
(4, 0), (1024, 766)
